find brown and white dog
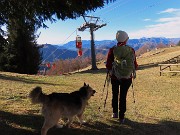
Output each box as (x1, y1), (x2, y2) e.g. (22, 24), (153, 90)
(29, 83), (96, 135)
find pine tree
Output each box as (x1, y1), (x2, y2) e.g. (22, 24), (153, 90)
(7, 17), (42, 74)
(0, 35), (9, 71)
(0, 0), (115, 74)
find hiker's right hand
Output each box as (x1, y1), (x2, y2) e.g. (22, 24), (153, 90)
(133, 72), (136, 79)
(108, 70), (112, 77)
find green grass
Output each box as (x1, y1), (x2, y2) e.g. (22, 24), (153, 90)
(0, 46), (180, 135)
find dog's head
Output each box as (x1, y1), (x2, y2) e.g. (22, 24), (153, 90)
(79, 82), (96, 100)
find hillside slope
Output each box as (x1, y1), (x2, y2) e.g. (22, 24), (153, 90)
(0, 46), (179, 135)
(137, 46), (180, 65)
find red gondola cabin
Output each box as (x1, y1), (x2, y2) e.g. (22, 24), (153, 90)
(78, 48), (82, 56)
(76, 35), (82, 49)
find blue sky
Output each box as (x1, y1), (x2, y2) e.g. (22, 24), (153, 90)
(37, 0), (180, 45)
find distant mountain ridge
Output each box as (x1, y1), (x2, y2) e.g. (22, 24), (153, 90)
(40, 37), (180, 62)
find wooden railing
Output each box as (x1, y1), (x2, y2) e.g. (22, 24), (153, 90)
(158, 55), (180, 76)
(158, 63), (180, 76)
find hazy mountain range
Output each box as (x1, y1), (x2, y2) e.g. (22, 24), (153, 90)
(40, 37), (180, 62)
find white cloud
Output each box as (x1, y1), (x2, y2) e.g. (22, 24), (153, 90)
(129, 8), (180, 39)
(158, 8), (180, 14)
(130, 18), (180, 38)
(143, 18), (151, 21)
(156, 17), (179, 23)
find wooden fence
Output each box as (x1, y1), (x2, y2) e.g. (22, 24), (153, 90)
(158, 55), (180, 76)
(158, 63), (180, 76)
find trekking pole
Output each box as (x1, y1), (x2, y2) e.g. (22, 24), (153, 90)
(131, 78), (137, 115)
(98, 71), (109, 112)
(132, 80), (135, 103)
(103, 72), (110, 110)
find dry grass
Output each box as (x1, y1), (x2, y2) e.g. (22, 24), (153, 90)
(0, 46), (180, 135)
(138, 46), (180, 65)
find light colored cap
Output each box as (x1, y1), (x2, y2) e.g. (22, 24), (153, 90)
(116, 30), (129, 42)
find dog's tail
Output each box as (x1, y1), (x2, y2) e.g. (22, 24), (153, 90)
(29, 86), (48, 104)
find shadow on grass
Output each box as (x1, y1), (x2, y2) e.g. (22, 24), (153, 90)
(75, 63), (160, 75)
(0, 110), (180, 135)
(138, 63), (159, 70)
(0, 110), (43, 135)
(75, 68), (107, 75)
(0, 74), (61, 86)
(75, 64), (158, 75)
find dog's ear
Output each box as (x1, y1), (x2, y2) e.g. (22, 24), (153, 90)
(84, 82), (89, 88)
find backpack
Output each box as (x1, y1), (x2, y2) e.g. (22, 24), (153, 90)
(112, 45), (136, 79)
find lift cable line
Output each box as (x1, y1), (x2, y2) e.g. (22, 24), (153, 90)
(42, 29), (77, 63)
(41, 0), (139, 63)
(42, 0), (164, 64)
(78, 15), (107, 70)
(94, 0), (132, 17)
(103, 0), (167, 38)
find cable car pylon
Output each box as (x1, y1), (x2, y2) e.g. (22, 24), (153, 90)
(78, 15), (107, 70)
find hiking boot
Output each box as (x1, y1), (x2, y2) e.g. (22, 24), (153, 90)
(119, 112), (125, 124)
(119, 118), (125, 124)
(112, 113), (118, 118)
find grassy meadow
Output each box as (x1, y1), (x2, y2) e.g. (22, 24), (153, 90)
(0, 46), (180, 135)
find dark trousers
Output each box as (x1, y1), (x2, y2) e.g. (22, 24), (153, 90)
(111, 78), (132, 119)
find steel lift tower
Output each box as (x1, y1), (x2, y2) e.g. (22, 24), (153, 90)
(78, 16), (106, 70)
